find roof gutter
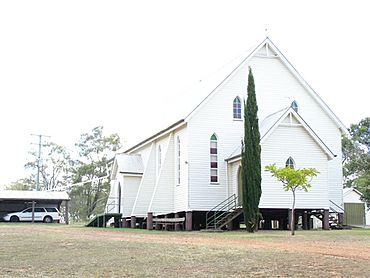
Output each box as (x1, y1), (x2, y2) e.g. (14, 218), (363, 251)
(124, 119), (185, 153)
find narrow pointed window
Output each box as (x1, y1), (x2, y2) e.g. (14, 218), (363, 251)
(210, 134), (218, 183)
(291, 100), (298, 112)
(233, 97), (242, 119)
(285, 157), (295, 169)
(158, 145), (162, 173)
(177, 136), (181, 185)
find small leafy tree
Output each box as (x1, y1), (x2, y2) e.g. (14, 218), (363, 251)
(265, 164), (319, 235)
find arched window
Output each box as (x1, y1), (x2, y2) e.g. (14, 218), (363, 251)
(177, 136), (181, 185)
(291, 100), (298, 112)
(233, 97), (242, 119)
(285, 157), (295, 169)
(210, 134), (218, 183)
(158, 145), (162, 173)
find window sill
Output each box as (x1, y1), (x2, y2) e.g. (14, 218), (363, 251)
(210, 182), (220, 185)
(233, 118), (243, 121)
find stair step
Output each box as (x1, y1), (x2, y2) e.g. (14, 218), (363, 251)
(86, 213), (122, 228)
(200, 229), (224, 233)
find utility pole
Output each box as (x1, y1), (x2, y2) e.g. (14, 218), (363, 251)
(31, 134), (50, 191)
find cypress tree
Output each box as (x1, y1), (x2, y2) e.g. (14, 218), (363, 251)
(241, 67), (262, 232)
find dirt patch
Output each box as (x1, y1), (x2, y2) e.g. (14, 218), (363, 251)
(1, 224), (369, 277)
(23, 225), (370, 261)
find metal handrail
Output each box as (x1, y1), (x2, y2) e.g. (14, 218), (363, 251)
(329, 200), (344, 213)
(88, 196), (120, 217)
(86, 196), (121, 227)
(208, 194), (237, 212)
(206, 194), (238, 229)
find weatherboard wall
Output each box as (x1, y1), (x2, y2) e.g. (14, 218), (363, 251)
(260, 124), (329, 209)
(121, 175), (141, 217)
(148, 134), (175, 215)
(186, 47), (341, 210)
(228, 124), (329, 210)
(173, 126), (189, 212)
(130, 143), (157, 217)
(248, 55), (343, 206)
(187, 65), (245, 210)
(128, 126), (189, 216)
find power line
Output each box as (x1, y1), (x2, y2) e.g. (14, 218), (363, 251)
(31, 134), (51, 191)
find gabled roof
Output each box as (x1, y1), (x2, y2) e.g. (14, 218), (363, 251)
(226, 107), (335, 162)
(185, 37), (347, 133)
(111, 153), (144, 179)
(124, 120), (185, 154)
(124, 37), (347, 153)
(343, 187), (364, 197)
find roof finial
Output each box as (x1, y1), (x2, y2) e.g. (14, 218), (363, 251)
(265, 27), (269, 38)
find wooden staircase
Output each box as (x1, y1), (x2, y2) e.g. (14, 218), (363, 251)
(310, 200), (345, 229)
(329, 200), (345, 229)
(205, 194), (243, 231)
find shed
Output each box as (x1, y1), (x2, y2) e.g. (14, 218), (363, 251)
(343, 188), (369, 226)
(0, 190), (70, 224)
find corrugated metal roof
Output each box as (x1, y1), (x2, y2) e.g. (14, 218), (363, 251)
(116, 153), (144, 174)
(0, 190), (70, 201)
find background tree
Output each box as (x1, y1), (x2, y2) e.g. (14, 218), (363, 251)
(265, 164), (319, 235)
(6, 178), (35, 191)
(342, 117), (369, 207)
(24, 142), (71, 191)
(241, 67), (262, 232)
(4, 126), (120, 222)
(69, 126), (121, 221)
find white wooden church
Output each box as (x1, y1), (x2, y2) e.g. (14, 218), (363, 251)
(106, 37), (346, 231)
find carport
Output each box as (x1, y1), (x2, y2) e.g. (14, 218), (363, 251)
(0, 190), (70, 224)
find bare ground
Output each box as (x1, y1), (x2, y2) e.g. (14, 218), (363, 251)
(0, 224), (369, 277)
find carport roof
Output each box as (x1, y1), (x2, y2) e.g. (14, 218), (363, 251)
(0, 190), (70, 201)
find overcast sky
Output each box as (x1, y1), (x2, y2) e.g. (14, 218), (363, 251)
(0, 1), (369, 187)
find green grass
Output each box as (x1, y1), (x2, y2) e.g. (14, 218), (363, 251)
(0, 224), (369, 277)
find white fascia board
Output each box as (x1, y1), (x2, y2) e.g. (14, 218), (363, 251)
(261, 108), (335, 160)
(344, 187), (363, 198)
(226, 108), (336, 163)
(227, 156), (242, 164)
(125, 121), (186, 154)
(111, 157), (119, 180)
(260, 107), (291, 144)
(293, 112), (335, 160)
(266, 38), (348, 134)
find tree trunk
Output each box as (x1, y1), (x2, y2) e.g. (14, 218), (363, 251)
(291, 190), (296, 236)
